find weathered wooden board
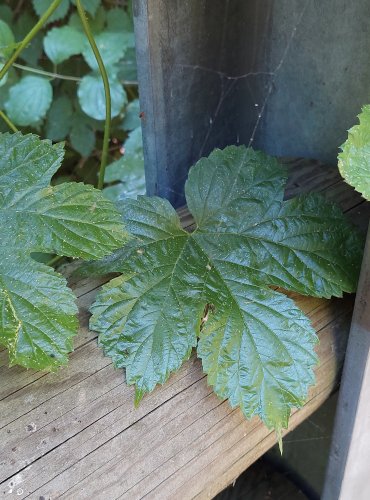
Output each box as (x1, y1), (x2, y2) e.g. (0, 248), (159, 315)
(0, 161), (369, 500)
(323, 222), (370, 500)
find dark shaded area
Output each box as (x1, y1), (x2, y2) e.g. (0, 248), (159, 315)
(134, 0), (370, 206)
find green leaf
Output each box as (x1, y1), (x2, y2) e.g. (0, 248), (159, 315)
(0, 5), (13, 24)
(44, 25), (85, 64)
(0, 132), (128, 370)
(121, 99), (141, 131)
(69, 113), (96, 157)
(5, 76), (53, 126)
(14, 12), (43, 66)
(32, 0), (70, 23)
(45, 95), (73, 141)
(89, 146), (362, 430)
(103, 127), (145, 201)
(339, 105), (370, 201)
(71, 0), (100, 17)
(106, 7), (133, 32)
(78, 73), (127, 120)
(68, 6), (106, 33)
(0, 19), (15, 58)
(82, 32), (135, 71)
(116, 47), (138, 82)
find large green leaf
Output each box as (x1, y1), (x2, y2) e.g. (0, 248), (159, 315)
(0, 132), (128, 370)
(78, 73), (127, 120)
(338, 105), (370, 201)
(43, 25), (85, 64)
(89, 146), (362, 431)
(5, 76), (53, 126)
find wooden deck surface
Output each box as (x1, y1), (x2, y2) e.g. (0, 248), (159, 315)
(1, 160), (369, 500)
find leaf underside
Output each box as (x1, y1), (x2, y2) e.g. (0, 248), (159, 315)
(0, 132), (128, 370)
(89, 146), (362, 431)
(338, 104), (370, 202)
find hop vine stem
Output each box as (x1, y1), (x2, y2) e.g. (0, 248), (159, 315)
(76, 0), (111, 190)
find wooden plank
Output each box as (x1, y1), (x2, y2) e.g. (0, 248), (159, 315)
(0, 162), (367, 499)
(323, 222), (370, 500)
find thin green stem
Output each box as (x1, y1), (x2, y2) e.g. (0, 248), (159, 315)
(46, 255), (65, 267)
(0, 0), (63, 83)
(0, 109), (18, 133)
(76, 0), (111, 190)
(4, 62), (138, 86)
(12, 62), (81, 82)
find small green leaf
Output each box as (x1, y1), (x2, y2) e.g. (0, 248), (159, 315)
(44, 25), (85, 64)
(103, 127), (145, 201)
(106, 7), (133, 32)
(68, 6), (106, 33)
(0, 5), (13, 24)
(89, 146), (362, 431)
(5, 76), (53, 126)
(82, 32), (135, 71)
(116, 47), (138, 82)
(121, 99), (141, 131)
(71, 0), (100, 17)
(0, 19), (15, 58)
(0, 132), (128, 370)
(339, 105), (370, 201)
(32, 0), (70, 24)
(69, 114), (96, 157)
(45, 95), (73, 141)
(78, 73), (127, 120)
(15, 12), (43, 66)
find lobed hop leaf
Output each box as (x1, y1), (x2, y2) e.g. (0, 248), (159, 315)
(88, 146), (363, 431)
(0, 132), (128, 370)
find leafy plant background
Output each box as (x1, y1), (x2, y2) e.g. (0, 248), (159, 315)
(0, 0), (144, 199)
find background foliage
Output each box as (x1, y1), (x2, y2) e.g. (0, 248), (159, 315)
(0, 0), (144, 199)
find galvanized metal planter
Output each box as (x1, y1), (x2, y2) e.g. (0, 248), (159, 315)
(134, 0), (370, 207)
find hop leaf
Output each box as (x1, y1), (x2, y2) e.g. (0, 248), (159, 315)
(0, 133), (128, 370)
(339, 105), (370, 201)
(88, 146), (362, 431)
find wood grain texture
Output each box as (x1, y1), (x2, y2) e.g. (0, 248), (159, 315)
(0, 161), (369, 500)
(323, 222), (370, 500)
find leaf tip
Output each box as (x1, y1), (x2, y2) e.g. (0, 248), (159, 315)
(276, 427), (283, 455)
(134, 387), (145, 407)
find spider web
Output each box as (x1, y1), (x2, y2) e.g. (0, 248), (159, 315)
(141, 0), (311, 203)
